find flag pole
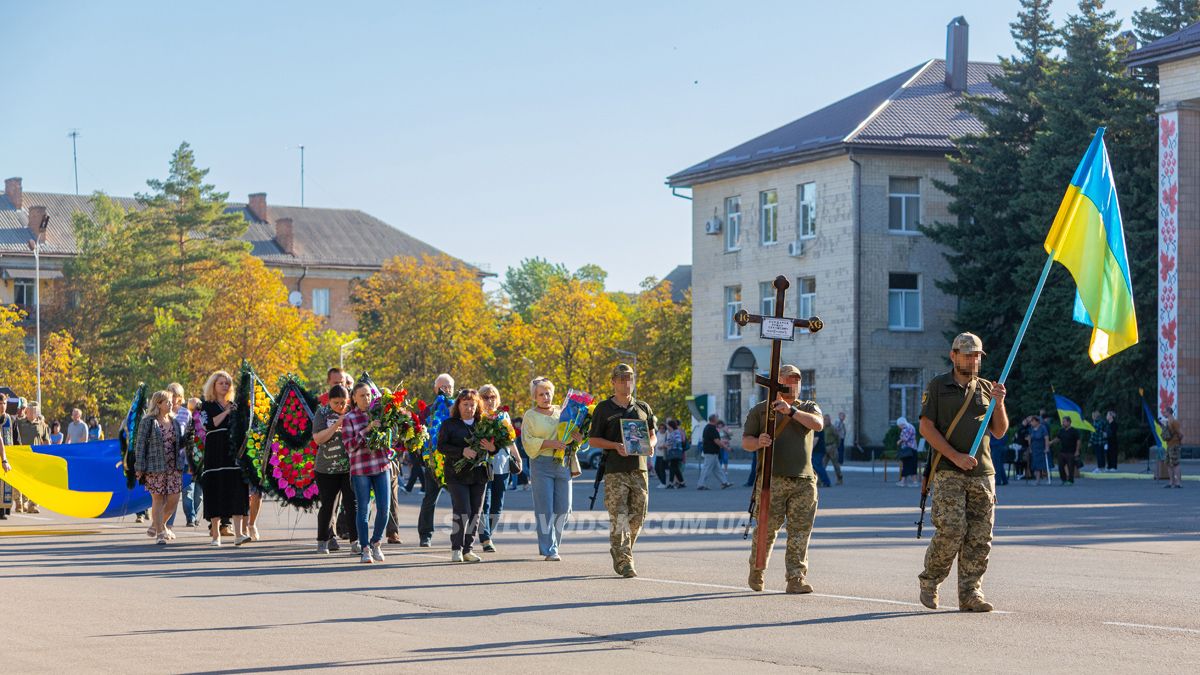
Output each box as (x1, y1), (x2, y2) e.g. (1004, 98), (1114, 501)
(967, 252), (1057, 458)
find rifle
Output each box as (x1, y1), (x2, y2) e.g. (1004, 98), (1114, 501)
(743, 452), (761, 538)
(916, 377), (980, 538)
(589, 451), (607, 509)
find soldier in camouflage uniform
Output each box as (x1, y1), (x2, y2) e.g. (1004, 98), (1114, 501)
(918, 333), (1008, 613)
(588, 364), (656, 578)
(742, 365), (823, 594)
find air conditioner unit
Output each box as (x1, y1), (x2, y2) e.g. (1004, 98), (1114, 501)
(788, 239), (805, 257)
(704, 217), (722, 235)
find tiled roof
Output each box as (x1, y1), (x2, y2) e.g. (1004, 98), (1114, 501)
(1127, 21), (1200, 67)
(0, 191), (466, 272)
(667, 59), (1002, 187)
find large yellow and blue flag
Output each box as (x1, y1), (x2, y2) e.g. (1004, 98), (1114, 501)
(1052, 393), (1095, 432)
(1045, 128), (1138, 363)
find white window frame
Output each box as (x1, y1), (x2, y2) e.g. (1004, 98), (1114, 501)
(13, 279), (35, 307)
(759, 189), (778, 245)
(888, 177), (921, 234)
(759, 281), (775, 317)
(798, 182), (816, 239)
(312, 288), (331, 317)
(725, 285), (743, 339)
(889, 368), (924, 423)
(724, 196), (742, 252)
(888, 273), (923, 331)
(797, 276), (815, 333)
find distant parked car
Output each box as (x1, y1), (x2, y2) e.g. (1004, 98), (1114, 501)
(578, 444), (602, 470)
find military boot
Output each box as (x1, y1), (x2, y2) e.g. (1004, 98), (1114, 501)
(748, 569), (765, 592)
(958, 595), (994, 612)
(785, 577), (814, 594)
(618, 562), (638, 578)
(920, 585), (939, 609)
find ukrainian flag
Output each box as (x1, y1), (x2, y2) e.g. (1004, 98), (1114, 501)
(1044, 128), (1138, 363)
(1141, 398), (1165, 449)
(1053, 394), (1095, 432)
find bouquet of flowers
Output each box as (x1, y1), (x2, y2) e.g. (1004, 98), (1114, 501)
(454, 408), (516, 473)
(554, 389), (595, 466)
(264, 375), (320, 509)
(419, 395), (451, 484)
(190, 407), (207, 475)
(366, 386), (430, 457)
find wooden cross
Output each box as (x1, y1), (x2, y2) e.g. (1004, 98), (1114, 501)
(734, 274), (823, 570)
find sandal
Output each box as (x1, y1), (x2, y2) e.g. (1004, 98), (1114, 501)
(156, 534), (167, 545)
(146, 526), (158, 537)
(164, 529), (177, 541)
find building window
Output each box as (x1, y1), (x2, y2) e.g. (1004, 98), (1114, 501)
(798, 369), (816, 402)
(889, 368), (923, 423)
(888, 177), (921, 232)
(13, 280), (35, 307)
(888, 273), (922, 330)
(312, 288), (330, 317)
(23, 335), (37, 355)
(797, 276), (815, 332)
(724, 374), (742, 426)
(759, 281), (775, 317)
(759, 189), (778, 245)
(725, 196), (741, 251)
(798, 182), (816, 238)
(725, 285), (742, 339)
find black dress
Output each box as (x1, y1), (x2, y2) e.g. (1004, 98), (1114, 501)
(200, 400), (250, 520)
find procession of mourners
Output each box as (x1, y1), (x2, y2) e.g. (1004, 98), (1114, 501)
(0, 334), (1184, 610)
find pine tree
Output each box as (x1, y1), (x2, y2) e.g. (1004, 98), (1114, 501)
(1132, 0), (1200, 43)
(926, 0), (1059, 371)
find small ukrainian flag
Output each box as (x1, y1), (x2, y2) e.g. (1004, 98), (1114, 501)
(1052, 394), (1095, 432)
(1044, 128), (1138, 363)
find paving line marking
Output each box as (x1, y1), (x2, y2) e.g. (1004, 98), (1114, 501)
(634, 576), (1012, 614)
(1104, 622), (1200, 635)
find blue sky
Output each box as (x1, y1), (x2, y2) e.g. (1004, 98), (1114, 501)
(4, 0), (1150, 292)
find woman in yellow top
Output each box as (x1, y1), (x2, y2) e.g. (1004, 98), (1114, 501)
(523, 377), (581, 561)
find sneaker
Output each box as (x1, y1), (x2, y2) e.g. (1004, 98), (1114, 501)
(419, 539), (432, 548)
(920, 586), (939, 609)
(316, 541), (329, 554)
(234, 535), (252, 547)
(785, 577), (813, 594)
(210, 538), (222, 547)
(250, 525), (261, 542)
(328, 537), (341, 552)
(697, 486), (709, 491)
(748, 569), (764, 592)
(482, 541), (496, 553)
(360, 548), (374, 564)
(463, 552), (482, 563)
(185, 520), (196, 528)
(544, 553), (561, 561)
(451, 550), (464, 562)
(370, 543), (385, 562)
(665, 484), (675, 490)
(656, 483), (668, 489)
(352, 542), (362, 554)
(1092, 468), (1103, 474)
(721, 483), (733, 489)
(156, 534), (167, 545)
(135, 514), (145, 523)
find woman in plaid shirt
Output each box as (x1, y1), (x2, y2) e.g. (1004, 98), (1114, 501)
(341, 382), (391, 564)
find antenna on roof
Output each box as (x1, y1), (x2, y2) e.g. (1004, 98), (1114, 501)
(67, 129), (81, 195)
(298, 144), (305, 207)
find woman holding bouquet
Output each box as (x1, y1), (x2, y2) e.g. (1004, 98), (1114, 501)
(523, 377), (582, 561)
(199, 371), (251, 547)
(478, 384), (521, 553)
(342, 382), (391, 564)
(438, 389), (495, 562)
(313, 384), (357, 554)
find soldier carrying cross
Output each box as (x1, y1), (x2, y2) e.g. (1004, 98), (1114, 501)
(734, 276), (824, 594)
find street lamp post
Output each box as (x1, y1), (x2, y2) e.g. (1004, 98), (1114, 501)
(27, 213), (48, 406)
(339, 338), (362, 371)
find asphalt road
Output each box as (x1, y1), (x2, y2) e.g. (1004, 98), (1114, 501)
(2, 462), (1197, 674)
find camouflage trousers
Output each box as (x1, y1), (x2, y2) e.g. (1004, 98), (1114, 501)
(605, 470), (648, 569)
(748, 475), (818, 579)
(919, 471), (995, 599)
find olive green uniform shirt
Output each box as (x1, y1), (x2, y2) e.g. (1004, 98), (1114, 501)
(919, 371), (996, 477)
(742, 399), (821, 478)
